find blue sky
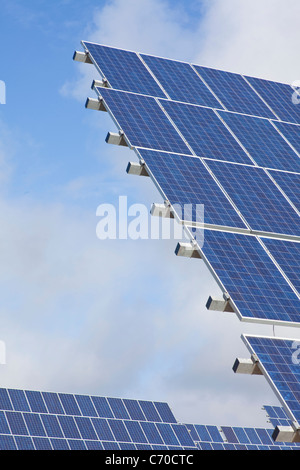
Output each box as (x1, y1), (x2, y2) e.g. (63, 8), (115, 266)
(0, 0), (300, 428)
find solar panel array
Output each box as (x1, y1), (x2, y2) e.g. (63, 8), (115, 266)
(242, 335), (300, 426)
(63, 41), (300, 449)
(80, 41), (300, 328)
(0, 388), (200, 450)
(0, 386), (298, 451)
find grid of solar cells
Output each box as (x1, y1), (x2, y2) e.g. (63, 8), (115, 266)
(193, 229), (300, 324)
(268, 169), (300, 213)
(138, 149), (247, 229)
(205, 160), (300, 237)
(218, 110), (300, 172)
(184, 422), (297, 450)
(261, 238), (300, 295)
(97, 88), (191, 154)
(243, 335), (300, 425)
(160, 99), (254, 164)
(140, 53), (223, 108)
(245, 76), (300, 124)
(1, 387), (299, 450)
(264, 405), (294, 427)
(192, 65), (276, 119)
(0, 389), (199, 450)
(82, 42), (167, 98)
(272, 121), (300, 156)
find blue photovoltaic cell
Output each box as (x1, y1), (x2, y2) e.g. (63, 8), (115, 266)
(23, 413), (46, 437)
(91, 396), (114, 418)
(91, 418), (115, 441)
(218, 110), (300, 172)
(139, 401), (161, 422)
(97, 87), (191, 154)
(195, 230), (300, 324)
(140, 421), (164, 445)
(75, 416), (98, 440)
(0, 385), (299, 449)
(69, 439), (86, 450)
(221, 426), (239, 443)
(15, 436), (34, 450)
(205, 425), (224, 443)
(160, 99), (253, 164)
(243, 335), (300, 424)
(153, 402), (177, 424)
(107, 398), (131, 420)
(138, 149), (247, 229)
(51, 438), (69, 450)
(40, 414), (64, 438)
(8, 389), (30, 412)
(0, 411), (11, 434)
(141, 53), (222, 108)
(0, 435), (16, 450)
(0, 389), (12, 410)
(86, 440), (103, 450)
(192, 65), (276, 118)
(268, 169), (300, 213)
(82, 42), (166, 98)
(33, 437), (52, 450)
(123, 399), (146, 421)
(172, 424), (197, 446)
(261, 238), (300, 295)
(58, 415), (81, 439)
(245, 76), (300, 124)
(6, 411), (28, 435)
(205, 160), (300, 236)
(25, 390), (47, 413)
(58, 393), (81, 416)
(42, 392), (64, 415)
(272, 121), (300, 156)
(108, 419), (132, 442)
(155, 423), (180, 446)
(124, 420), (148, 444)
(264, 405), (293, 427)
(75, 395), (98, 417)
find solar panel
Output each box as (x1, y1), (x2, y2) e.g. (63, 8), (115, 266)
(264, 405), (294, 427)
(159, 99), (254, 164)
(192, 65), (276, 119)
(96, 87), (192, 154)
(0, 388), (190, 450)
(137, 149), (247, 230)
(267, 169), (300, 214)
(242, 335), (300, 425)
(245, 76), (300, 124)
(205, 160), (300, 237)
(272, 120), (300, 156)
(191, 229), (300, 325)
(69, 41), (300, 448)
(184, 422), (295, 450)
(260, 237), (300, 296)
(1, 387), (299, 450)
(218, 110), (300, 172)
(140, 53), (223, 108)
(81, 42), (167, 98)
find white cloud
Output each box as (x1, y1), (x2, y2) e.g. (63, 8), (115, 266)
(197, 0), (300, 83)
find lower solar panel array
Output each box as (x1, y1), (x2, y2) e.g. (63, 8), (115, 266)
(0, 388), (298, 450)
